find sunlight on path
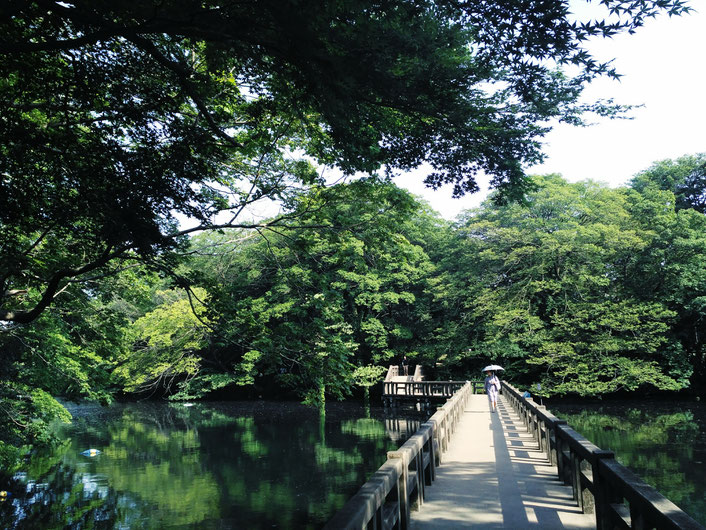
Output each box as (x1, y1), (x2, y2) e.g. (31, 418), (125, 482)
(410, 394), (595, 529)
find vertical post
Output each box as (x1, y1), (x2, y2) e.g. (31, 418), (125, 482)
(590, 449), (616, 530)
(561, 443), (572, 486)
(427, 430), (436, 482)
(555, 427), (566, 483)
(444, 414), (450, 452)
(540, 421), (548, 460)
(550, 420), (566, 467)
(629, 503), (647, 530)
(388, 451), (410, 530)
(570, 450), (580, 503)
(430, 418), (441, 467)
(414, 451), (424, 505)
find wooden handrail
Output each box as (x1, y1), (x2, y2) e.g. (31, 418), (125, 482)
(501, 381), (705, 530)
(383, 380), (484, 397)
(324, 382), (474, 529)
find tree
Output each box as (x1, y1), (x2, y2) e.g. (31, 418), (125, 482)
(676, 164), (706, 214)
(630, 154), (706, 213)
(438, 175), (690, 395)
(113, 288), (212, 396)
(175, 180), (437, 403)
(352, 365), (388, 408)
(623, 185), (706, 387)
(0, 0), (696, 465)
(0, 0), (691, 325)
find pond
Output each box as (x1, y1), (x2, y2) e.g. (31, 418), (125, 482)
(549, 399), (706, 526)
(0, 400), (424, 529)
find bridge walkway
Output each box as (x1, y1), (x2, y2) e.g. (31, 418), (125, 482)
(410, 394), (595, 529)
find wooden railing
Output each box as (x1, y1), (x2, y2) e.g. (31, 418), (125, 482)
(385, 365), (400, 380)
(323, 381), (474, 530)
(383, 380), (484, 397)
(384, 364), (424, 382)
(502, 381), (705, 530)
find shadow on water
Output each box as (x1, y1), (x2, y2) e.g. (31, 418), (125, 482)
(549, 400), (706, 526)
(0, 401), (426, 529)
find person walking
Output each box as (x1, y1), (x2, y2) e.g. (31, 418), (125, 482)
(401, 355), (409, 376)
(484, 370), (500, 413)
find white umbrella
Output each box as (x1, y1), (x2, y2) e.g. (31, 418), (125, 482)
(482, 364), (504, 372)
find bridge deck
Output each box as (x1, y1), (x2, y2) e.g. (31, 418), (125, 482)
(410, 394), (596, 529)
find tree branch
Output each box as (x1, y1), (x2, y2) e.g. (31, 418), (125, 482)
(0, 245), (126, 323)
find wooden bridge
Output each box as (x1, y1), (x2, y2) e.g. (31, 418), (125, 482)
(325, 380), (705, 530)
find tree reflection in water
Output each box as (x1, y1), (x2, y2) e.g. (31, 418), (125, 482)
(550, 402), (706, 525)
(0, 401), (422, 529)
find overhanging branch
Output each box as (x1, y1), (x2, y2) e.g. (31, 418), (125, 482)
(0, 245), (126, 324)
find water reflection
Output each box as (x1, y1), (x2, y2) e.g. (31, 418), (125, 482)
(549, 401), (706, 525)
(0, 401), (423, 529)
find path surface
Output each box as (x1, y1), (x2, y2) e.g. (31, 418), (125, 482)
(410, 394), (596, 529)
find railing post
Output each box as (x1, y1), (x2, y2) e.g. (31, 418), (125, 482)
(570, 450), (581, 505)
(425, 429), (436, 483)
(549, 420), (567, 466)
(629, 504), (647, 530)
(536, 405), (547, 454)
(387, 451), (410, 530)
(556, 428), (566, 483)
(415, 450), (425, 506)
(591, 449), (616, 530)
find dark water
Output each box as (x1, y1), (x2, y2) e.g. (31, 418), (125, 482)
(549, 400), (706, 525)
(0, 401), (423, 529)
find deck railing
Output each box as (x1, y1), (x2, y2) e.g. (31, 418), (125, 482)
(384, 364), (424, 382)
(502, 381), (705, 530)
(383, 380), (464, 397)
(323, 381), (474, 530)
(383, 380), (485, 398)
(385, 365), (400, 380)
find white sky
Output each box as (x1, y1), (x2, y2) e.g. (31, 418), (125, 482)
(394, 4), (706, 220)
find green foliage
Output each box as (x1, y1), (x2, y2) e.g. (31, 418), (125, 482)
(434, 174), (702, 395)
(0, 269), (142, 466)
(0, 383), (71, 471)
(1, 402), (401, 528)
(0, 0), (699, 471)
(630, 153), (706, 212)
(164, 170), (706, 399)
(352, 366), (388, 389)
(1, 0), (690, 325)
(113, 288), (211, 396)
(5, 147), (706, 467)
(184, 180), (437, 403)
(352, 364), (387, 406)
(623, 182), (706, 386)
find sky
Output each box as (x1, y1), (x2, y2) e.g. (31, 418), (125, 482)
(394, 4), (706, 220)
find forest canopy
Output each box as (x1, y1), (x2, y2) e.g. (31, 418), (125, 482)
(0, 0), (691, 325)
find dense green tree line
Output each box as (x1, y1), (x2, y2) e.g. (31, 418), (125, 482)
(1, 0), (699, 468)
(3, 158), (706, 467)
